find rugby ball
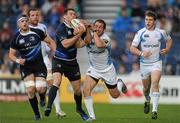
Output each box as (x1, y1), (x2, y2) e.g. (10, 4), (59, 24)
(71, 19), (86, 31)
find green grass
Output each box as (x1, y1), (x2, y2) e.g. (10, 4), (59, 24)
(0, 102), (179, 123)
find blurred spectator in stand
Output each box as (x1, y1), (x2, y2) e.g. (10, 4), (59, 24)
(41, 0), (53, 15)
(117, 0), (131, 17)
(129, 62), (140, 76)
(165, 63), (174, 75)
(67, 0), (82, 17)
(131, 0), (144, 18)
(112, 8), (132, 33)
(120, 39), (138, 73)
(46, 1), (61, 28)
(0, 64), (11, 75)
(157, 14), (172, 34)
(118, 64), (126, 74)
(0, 21), (13, 54)
(111, 38), (122, 72)
(0, 0), (12, 16)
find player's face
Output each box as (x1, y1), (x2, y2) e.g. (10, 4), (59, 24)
(94, 22), (105, 36)
(18, 19), (29, 32)
(145, 16), (155, 30)
(29, 10), (40, 25)
(64, 10), (77, 22)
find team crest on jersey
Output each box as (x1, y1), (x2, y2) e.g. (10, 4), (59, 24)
(68, 30), (72, 35)
(19, 39), (25, 44)
(29, 36), (35, 42)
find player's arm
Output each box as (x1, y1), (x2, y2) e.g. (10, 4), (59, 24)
(93, 32), (106, 48)
(160, 39), (173, 55)
(62, 27), (85, 48)
(9, 48), (25, 65)
(75, 28), (92, 48)
(43, 34), (56, 52)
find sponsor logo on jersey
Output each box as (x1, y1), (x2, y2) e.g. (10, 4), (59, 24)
(19, 39), (25, 44)
(29, 36), (35, 42)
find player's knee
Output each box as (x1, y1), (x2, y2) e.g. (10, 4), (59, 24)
(36, 87), (46, 94)
(26, 87), (36, 98)
(110, 91), (120, 99)
(83, 87), (91, 97)
(111, 93), (119, 98)
(152, 82), (159, 90)
(143, 86), (149, 92)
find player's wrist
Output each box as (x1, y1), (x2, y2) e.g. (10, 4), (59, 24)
(15, 58), (20, 64)
(139, 52), (144, 57)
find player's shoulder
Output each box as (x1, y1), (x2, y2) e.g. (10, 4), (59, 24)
(101, 33), (110, 40)
(137, 27), (146, 35)
(12, 31), (21, 40)
(155, 28), (166, 34)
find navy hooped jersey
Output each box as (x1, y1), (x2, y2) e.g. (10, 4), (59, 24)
(10, 28), (47, 63)
(55, 22), (77, 61)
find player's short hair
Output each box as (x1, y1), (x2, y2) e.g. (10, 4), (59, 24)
(17, 14), (28, 23)
(94, 19), (106, 30)
(64, 8), (76, 15)
(28, 8), (39, 16)
(145, 10), (157, 20)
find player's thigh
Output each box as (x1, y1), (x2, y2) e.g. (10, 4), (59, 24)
(142, 76), (151, 90)
(83, 75), (98, 96)
(151, 70), (161, 90)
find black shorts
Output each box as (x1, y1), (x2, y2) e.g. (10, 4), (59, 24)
(20, 61), (47, 80)
(52, 57), (81, 81)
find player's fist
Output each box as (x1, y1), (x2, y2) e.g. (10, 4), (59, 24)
(142, 51), (152, 58)
(160, 48), (169, 55)
(16, 58), (26, 65)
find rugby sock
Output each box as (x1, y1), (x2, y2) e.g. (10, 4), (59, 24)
(47, 85), (59, 108)
(29, 96), (40, 115)
(53, 90), (61, 112)
(74, 94), (82, 110)
(144, 92), (150, 102)
(84, 96), (95, 119)
(151, 92), (160, 112)
(39, 93), (46, 102)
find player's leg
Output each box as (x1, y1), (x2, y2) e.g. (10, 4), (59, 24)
(83, 75), (98, 120)
(70, 79), (89, 121)
(117, 78), (128, 94)
(151, 70), (161, 120)
(45, 72), (62, 116)
(24, 74), (41, 120)
(140, 63), (151, 114)
(47, 71), (66, 118)
(142, 77), (151, 114)
(54, 90), (66, 118)
(35, 77), (47, 108)
(64, 61), (88, 121)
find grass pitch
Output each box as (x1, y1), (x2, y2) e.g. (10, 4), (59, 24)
(0, 102), (179, 123)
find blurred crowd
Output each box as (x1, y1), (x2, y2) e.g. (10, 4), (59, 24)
(111, 0), (180, 75)
(0, 0), (179, 76)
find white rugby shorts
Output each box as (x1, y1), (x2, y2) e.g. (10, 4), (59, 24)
(86, 64), (117, 85)
(140, 60), (162, 79)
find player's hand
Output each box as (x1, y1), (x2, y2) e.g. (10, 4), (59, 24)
(17, 58), (26, 65)
(142, 51), (152, 58)
(160, 48), (169, 55)
(80, 19), (91, 28)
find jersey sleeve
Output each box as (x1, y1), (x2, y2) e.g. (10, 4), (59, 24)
(10, 33), (19, 50)
(101, 34), (111, 47)
(132, 31), (141, 47)
(31, 28), (47, 40)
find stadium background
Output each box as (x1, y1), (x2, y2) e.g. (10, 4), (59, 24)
(0, 0), (180, 122)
